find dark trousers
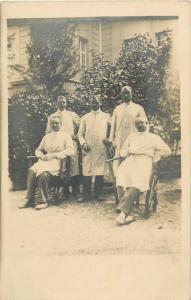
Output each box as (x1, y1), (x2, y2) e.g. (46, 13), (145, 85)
(82, 175), (104, 200)
(63, 175), (80, 198)
(117, 187), (140, 215)
(26, 169), (51, 205)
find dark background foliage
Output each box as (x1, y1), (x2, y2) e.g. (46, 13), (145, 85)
(26, 21), (79, 96)
(9, 92), (57, 188)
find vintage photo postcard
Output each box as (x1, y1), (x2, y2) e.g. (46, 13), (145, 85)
(1, 1), (190, 299)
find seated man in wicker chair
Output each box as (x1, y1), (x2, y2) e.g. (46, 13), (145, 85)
(115, 117), (171, 226)
(20, 116), (74, 210)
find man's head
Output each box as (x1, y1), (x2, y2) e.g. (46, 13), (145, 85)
(121, 85), (132, 103)
(57, 95), (67, 111)
(135, 117), (148, 132)
(49, 116), (61, 132)
(91, 99), (100, 111)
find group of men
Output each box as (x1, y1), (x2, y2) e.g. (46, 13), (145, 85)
(20, 85), (171, 226)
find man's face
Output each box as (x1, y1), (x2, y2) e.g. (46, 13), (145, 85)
(57, 97), (66, 111)
(135, 120), (147, 132)
(91, 101), (100, 111)
(50, 119), (61, 132)
(121, 88), (132, 103)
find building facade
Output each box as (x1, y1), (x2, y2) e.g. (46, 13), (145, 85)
(7, 17), (179, 96)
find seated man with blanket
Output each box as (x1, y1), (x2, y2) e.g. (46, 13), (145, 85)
(20, 116), (74, 210)
(115, 117), (171, 226)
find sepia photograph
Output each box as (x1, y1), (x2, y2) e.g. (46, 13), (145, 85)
(7, 15), (181, 255)
(1, 1), (190, 300)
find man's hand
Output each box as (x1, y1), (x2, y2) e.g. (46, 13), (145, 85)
(102, 138), (111, 146)
(42, 153), (55, 161)
(41, 154), (49, 161)
(111, 141), (117, 149)
(82, 143), (90, 152)
(36, 153), (45, 160)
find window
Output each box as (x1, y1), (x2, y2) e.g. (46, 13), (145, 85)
(7, 27), (20, 65)
(155, 31), (171, 46)
(155, 32), (165, 46)
(79, 37), (87, 69)
(7, 27), (21, 82)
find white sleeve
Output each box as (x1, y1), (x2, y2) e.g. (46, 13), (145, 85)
(109, 109), (116, 142)
(138, 105), (147, 120)
(72, 112), (81, 127)
(120, 135), (133, 157)
(154, 135), (171, 158)
(35, 136), (46, 157)
(78, 117), (87, 146)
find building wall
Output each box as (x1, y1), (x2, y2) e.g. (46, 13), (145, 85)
(102, 21), (112, 61)
(8, 25), (30, 83)
(7, 18), (179, 96)
(110, 18), (179, 80)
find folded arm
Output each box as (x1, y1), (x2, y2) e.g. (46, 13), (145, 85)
(154, 136), (171, 159)
(35, 134), (75, 160)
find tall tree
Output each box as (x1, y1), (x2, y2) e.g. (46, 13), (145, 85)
(26, 21), (79, 96)
(72, 50), (120, 116)
(116, 31), (172, 113)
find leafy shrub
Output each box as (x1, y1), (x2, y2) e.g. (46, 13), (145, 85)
(26, 21), (79, 96)
(72, 50), (119, 116)
(116, 32), (172, 113)
(9, 92), (56, 189)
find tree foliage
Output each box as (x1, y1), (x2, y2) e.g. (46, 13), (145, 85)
(72, 50), (118, 115)
(9, 92), (57, 188)
(116, 31), (172, 113)
(72, 30), (180, 145)
(73, 31), (172, 115)
(26, 21), (79, 96)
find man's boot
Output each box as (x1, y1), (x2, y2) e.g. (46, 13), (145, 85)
(19, 199), (34, 209)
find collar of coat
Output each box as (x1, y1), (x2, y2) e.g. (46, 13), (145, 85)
(122, 101), (132, 106)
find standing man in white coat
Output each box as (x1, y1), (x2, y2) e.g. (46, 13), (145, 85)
(109, 85), (147, 175)
(78, 99), (111, 202)
(46, 95), (81, 198)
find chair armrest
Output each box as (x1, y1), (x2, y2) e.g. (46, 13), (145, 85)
(59, 156), (71, 179)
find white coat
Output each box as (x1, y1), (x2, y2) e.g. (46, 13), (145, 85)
(109, 101), (147, 174)
(116, 131), (171, 192)
(31, 131), (75, 177)
(78, 110), (110, 176)
(46, 109), (80, 177)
